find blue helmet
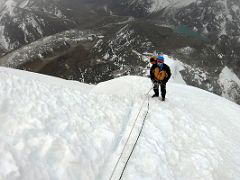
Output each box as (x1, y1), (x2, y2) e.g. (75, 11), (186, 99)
(157, 56), (164, 63)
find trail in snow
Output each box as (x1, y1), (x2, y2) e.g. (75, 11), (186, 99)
(122, 83), (240, 180)
(93, 75), (240, 180)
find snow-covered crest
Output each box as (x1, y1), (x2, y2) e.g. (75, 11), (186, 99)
(0, 56), (240, 179)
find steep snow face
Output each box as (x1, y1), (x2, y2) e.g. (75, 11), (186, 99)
(0, 66), (240, 179)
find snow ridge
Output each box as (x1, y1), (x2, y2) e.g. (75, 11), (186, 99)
(0, 57), (240, 180)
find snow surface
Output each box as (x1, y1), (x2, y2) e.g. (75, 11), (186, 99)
(0, 57), (240, 180)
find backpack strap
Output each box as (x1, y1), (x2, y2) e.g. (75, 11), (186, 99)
(159, 63), (164, 71)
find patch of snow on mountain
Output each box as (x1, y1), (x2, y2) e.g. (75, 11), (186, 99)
(4, 0), (17, 16)
(54, 7), (66, 19)
(19, 0), (29, 8)
(232, 4), (240, 13)
(218, 0), (232, 35)
(149, 0), (196, 12)
(178, 46), (194, 55)
(116, 16), (135, 25)
(26, 15), (43, 36)
(18, 23), (30, 43)
(103, 52), (110, 60)
(193, 68), (208, 84)
(218, 66), (240, 101)
(164, 55), (186, 84)
(0, 26), (9, 50)
(223, 0), (232, 20)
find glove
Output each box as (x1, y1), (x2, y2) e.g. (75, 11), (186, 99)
(151, 79), (158, 84)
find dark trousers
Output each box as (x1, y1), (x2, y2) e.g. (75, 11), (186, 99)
(153, 81), (166, 98)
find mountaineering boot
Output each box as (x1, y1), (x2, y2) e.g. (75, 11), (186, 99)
(152, 94), (159, 98)
(162, 97), (165, 101)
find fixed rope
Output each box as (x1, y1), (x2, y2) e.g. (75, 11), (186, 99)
(109, 88), (152, 180)
(119, 93), (150, 179)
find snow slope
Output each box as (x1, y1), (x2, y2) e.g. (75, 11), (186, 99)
(0, 61), (240, 180)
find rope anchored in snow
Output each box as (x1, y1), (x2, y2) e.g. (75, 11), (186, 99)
(119, 93), (150, 179)
(109, 88), (152, 180)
